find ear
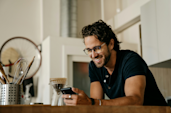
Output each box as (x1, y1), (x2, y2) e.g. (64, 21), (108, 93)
(109, 39), (114, 50)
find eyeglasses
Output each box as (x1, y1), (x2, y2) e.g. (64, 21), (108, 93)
(83, 43), (106, 55)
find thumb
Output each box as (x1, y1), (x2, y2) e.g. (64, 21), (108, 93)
(72, 87), (84, 95)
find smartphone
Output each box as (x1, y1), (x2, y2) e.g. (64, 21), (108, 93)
(61, 87), (76, 94)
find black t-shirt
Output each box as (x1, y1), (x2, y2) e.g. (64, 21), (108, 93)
(89, 50), (167, 106)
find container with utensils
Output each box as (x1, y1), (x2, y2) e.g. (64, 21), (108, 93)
(0, 84), (23, 105)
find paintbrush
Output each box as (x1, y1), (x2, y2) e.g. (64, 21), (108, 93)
(16, 75), (24, 84)
(0, 63), (9, 83)
(19, 56), (35, 85)
(0, 77), (5, 84)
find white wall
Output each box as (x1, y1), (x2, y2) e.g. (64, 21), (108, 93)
(0, 0), (61, 43)
(103, 0), (139, 21)
(117, 22), (141, 55)
(103, 0), (117, 21)
(0, 0), (43, 103)
(77, 0), (101, 38)
(113, 0), (148, 55)
(43, 0), (60, 40)
(103, 0), (143, 56)
(121, 0), (138, 10)
(0, 0), (42, 45)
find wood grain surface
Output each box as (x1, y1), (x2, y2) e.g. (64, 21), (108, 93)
(0, 105), (170, 113)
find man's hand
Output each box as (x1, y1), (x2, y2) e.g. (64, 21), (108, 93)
(62, 87), (92, 106)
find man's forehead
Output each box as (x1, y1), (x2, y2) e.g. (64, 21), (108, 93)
(84, 37), (103, 49)
(84, 36), (101, 43)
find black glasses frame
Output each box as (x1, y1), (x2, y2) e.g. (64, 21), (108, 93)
(83, 43), (105, 55)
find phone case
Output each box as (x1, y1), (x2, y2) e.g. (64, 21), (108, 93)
(61, 87), (76, 94)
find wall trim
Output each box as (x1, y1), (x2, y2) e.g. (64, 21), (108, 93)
(113, 0), (150, 34)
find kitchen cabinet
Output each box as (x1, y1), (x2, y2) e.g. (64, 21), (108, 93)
(141, 0), (171, 67)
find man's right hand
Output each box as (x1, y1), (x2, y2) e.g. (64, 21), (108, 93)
(62, 87), (92, 106)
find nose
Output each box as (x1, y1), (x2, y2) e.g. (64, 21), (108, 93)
(90, 50), (97, 58)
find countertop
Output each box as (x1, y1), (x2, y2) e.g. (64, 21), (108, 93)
(0, 105), (170, 113)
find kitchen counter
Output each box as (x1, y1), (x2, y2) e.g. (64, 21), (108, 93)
(0, 105), (170, 113)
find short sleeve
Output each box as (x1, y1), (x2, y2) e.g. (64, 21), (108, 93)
(89, 61), (100, 82)
(122, 52), (148, 80)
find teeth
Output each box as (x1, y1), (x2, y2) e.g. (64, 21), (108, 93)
(94, 58), (100, 62)
(94, 56), (102, 62)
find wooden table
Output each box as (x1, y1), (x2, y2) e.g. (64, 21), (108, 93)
(0, 105), (170, 113)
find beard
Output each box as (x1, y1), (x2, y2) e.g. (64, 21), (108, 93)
(93, 47), (111, 68)
(104, 47), (111, 66)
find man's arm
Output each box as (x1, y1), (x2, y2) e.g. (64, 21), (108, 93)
(90, 81), (104, 99)
(98, 75), (146, 105)
(62, 75), (146, 106)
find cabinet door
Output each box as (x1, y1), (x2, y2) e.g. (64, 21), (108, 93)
(141, 0), (159, 66)
(156, 0), (171, 63)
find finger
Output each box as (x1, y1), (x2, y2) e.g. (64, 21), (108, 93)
(64, 98), (74, 103)
(69, 94), (78, 99)
(64, 98), (77, 104)
(62, 94), (70, 99)
(62, 94), (77, 99)
(62, 94), (78, 100)
(72, 87), (83, 94)
(65, 103), (76, 106)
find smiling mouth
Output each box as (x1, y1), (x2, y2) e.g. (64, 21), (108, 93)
(94, 58), (101, 62)
(93, 55), (103, 63)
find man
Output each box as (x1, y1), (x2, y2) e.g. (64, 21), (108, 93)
(62, 20), (168, 106)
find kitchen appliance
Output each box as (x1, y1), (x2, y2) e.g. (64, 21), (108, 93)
(49, 78), (66, 106)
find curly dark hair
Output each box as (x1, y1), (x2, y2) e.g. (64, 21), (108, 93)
(82, 20), (120, 51)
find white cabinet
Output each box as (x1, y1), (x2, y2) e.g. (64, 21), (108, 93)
(155, 0), (171, 62)
(141, 0), (159, 66)
(141, 0), (171, 67)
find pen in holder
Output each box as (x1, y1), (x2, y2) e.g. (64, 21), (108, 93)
(0, 84), (22, 105)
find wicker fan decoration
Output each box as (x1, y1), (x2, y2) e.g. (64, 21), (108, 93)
(1, 47), (20, 65)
